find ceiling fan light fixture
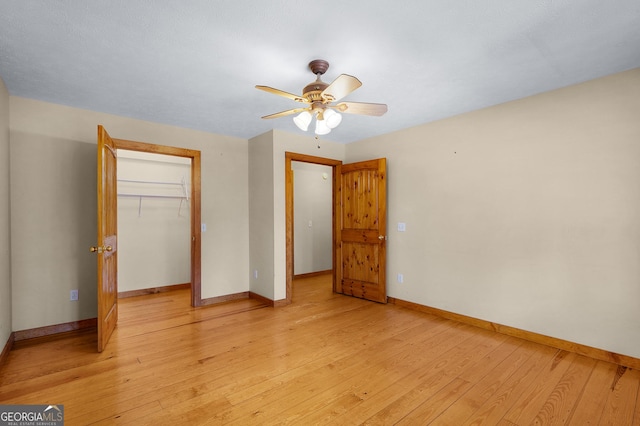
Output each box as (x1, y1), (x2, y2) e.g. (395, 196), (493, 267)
(323, 108), (342, 129)
(257, 59), (387, 137)
(293, 111), (312, 131)
(315, 118), (331, 135)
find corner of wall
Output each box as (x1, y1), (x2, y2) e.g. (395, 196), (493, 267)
(0, 74), (12, 348)
(248, 131), (276, 299)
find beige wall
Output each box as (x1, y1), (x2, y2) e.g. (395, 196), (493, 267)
(346, 69), (640, 358)
(248, 131), (275, 299)
(10, 128), (97, 329)
(0, 76), (10, 346)
(9, 97), (249, 330)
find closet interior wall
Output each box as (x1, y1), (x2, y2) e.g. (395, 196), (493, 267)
(117, 150), (191, 292)
(292, 161), (333, 276)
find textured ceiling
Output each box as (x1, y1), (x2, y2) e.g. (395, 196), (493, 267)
(1, 1), (639, 144)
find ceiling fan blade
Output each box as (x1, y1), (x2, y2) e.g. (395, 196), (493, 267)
(261, 107), (310, 119)
(334, 102), (388, 116)
(321, 74), (362, 102)
(255, 85), (308, 103)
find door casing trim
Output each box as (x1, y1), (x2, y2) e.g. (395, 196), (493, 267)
(113, 138), (202, 307)
(285, 152), (342, 304)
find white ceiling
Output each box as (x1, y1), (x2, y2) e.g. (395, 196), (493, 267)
(1, 1), (639, 144)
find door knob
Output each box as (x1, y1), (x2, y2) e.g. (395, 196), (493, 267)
(90, 245), (112, 253)
(378, 235), (386, 240)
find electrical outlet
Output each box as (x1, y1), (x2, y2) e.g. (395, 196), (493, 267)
(70, 290), (79, 301)
(254, 270), (258, 279)
(397, 273), (404, 284)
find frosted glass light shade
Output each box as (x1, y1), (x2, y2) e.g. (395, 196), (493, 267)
(315, 118), (331, 135)
(293, 111), (312, 131)
(323, 109), (342, 129)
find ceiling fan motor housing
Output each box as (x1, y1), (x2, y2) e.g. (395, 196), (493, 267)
(303, 81), (329, 102)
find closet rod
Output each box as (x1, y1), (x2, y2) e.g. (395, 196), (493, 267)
(117, 194), (187, 199)
(117, 178), (185, 186)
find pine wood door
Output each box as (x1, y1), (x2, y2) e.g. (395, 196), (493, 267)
(336, 158), (387, 303)
(95, 125), (118, 352)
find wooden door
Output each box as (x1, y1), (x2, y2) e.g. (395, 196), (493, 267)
(336, 158), (387, 303)
(94, 125), (118, 352)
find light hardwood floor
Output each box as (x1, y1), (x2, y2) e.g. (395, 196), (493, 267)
(1, 275), (639, 425)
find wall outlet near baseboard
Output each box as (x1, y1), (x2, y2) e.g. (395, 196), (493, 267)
(397, 273), (404, 284)
(70, 289), (79, 301)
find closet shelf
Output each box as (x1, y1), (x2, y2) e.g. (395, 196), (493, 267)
(117, 177), (190, 216)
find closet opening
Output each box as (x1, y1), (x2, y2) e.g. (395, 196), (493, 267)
(111, 137), (202, 307)
(116, 150), (192, 299)
(285, 152), (341, 304)
(291, 161), (333, 279)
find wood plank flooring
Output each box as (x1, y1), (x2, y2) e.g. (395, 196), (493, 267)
(1, 274), (639, 425)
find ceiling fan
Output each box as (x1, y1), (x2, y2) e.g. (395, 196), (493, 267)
(256, 59), (387, 136)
